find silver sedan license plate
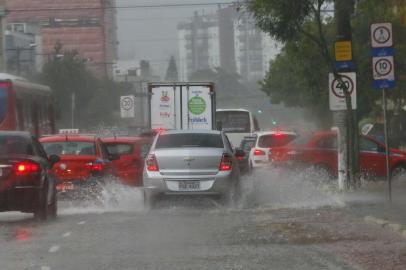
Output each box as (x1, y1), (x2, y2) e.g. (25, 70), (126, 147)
(178, 181), (200, 191)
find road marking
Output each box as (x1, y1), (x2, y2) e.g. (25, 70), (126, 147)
(77, 221), (86, 225)
(48, 245), (60, 253)
(41, 266), (51, 270)
(62, 231), (71, 238)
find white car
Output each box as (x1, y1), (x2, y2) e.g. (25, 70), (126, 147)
(248, 131), (297, 169)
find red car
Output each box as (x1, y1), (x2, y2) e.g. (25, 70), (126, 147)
(272, 131), (406, 178)
(39, 134), (115, 194)
(101, 136), (152, 186)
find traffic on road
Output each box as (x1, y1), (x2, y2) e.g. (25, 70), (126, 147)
(2, 1), (406, 270)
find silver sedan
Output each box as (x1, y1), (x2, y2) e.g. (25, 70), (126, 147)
(143, 130), (241, 206)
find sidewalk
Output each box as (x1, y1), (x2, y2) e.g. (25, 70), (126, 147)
(338, 181), (406, 234)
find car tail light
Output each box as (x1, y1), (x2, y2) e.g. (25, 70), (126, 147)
(15, 161), (40, 175)
(219, 154), (232, 171)
(146, 154), (159, 172)
(253, 149), (266, 156)
(85, 161), (104, 172)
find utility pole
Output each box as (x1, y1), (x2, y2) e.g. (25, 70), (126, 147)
(334, 0), (359, 189)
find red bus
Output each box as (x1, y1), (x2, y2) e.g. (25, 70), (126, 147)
(0, 73), (55, 137)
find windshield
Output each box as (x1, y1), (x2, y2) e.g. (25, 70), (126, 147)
(216, 111), (251, 133)
(42, 141), (96, 156)
(0, 85), (8, 124)
(258, 134), (296, 147)
(155, 133), (223, 149)
(0, 135), (32, 155)
(104, 143), (133, 155)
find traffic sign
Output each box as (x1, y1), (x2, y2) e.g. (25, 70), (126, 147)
(329, 72), (357, 111)
(373, 79), (396, 89)
(371, 23), (393, 48)
(120, 95), (135, 118)
(335, 61), (354, 71)
(371, 47), (394, 57)
(372, 55), (395, 81)
(335, 41), (352, 61)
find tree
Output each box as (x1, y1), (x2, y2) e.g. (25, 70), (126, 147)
(165, 55), (178, 82)
(40, 42), (97, 127)
(40, 42), (133, 128)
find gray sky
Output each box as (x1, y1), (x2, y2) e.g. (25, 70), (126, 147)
(116, 0), (234, 73)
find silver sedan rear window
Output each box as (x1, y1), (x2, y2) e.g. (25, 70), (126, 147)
(155, 133), (224, 149)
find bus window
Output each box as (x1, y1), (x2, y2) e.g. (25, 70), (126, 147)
(0, 86), (8, 124)
(16, 98), (24, 130)
(31, 102), (39, 137)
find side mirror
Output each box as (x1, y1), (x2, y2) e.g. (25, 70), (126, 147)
(49, 154), (60, 167)
(108, 153), (120, 161)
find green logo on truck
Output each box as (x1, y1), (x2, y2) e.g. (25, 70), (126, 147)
(188, 96), (206, 115)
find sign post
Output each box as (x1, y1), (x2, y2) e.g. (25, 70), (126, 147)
(371, 22), (395, 202)
(120, 95), (135, 118)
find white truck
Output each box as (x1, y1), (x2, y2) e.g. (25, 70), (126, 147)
(148, 82), (216, 130)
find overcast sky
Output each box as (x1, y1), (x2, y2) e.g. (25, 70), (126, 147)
(116, 0), (234, 73)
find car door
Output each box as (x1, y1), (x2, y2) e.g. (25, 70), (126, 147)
(359, 137), (387, 177)
(307, 135), (338, 173)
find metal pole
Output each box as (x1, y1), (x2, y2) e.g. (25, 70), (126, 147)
(382, 89), (392, 202)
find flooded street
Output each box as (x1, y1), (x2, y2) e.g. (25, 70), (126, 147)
(1, 170), (405, 270)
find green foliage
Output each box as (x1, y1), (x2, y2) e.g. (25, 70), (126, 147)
(250, 0), (406, 125)
(248, 0), (319, 41)
(40, 42), (132, 128)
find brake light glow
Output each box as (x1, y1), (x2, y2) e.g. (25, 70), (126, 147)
(253, 149), (266, 156)
(15, 161), (40, 175)
(146, 154), (159, 172)
(85, 161), (104, 172)
(219, 154), (232, 171)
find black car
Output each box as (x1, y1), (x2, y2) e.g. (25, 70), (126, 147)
(0, 131), (60, 220)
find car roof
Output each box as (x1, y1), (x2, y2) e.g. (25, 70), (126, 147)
(159, 129), (222, 135)
(101, 136), (150, 143)
(0, 131), (31, 138)
(39, 134), (97, 143)
(216, 108), (250, 113)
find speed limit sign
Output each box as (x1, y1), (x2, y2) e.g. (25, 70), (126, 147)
(120, 95), (135, 118)
(372, 56), (394, 81)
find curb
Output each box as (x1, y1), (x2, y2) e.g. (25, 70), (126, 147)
(364, 216), (406, 237)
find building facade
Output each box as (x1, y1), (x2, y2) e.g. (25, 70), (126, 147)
(177, 12), (219, 81)
(5, 0), (117, 77)
(177, 7), (280, 83)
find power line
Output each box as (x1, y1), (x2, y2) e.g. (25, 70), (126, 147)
(6, 2), (242, 13)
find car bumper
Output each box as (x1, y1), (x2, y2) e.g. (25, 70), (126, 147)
(56, 177), (105, 199)
(251, 157), (269, 168)
(143, 171), (234, 196)
(0, 187), (40, 212)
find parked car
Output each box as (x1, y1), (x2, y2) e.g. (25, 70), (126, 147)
(39, 134), (116, 197)
(143, 130), (241, 206)
(0, 131), (59, 220)
(101, 136), (152, 186)
(248, 131), (297, 170)
(272, 131), (406, 179)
